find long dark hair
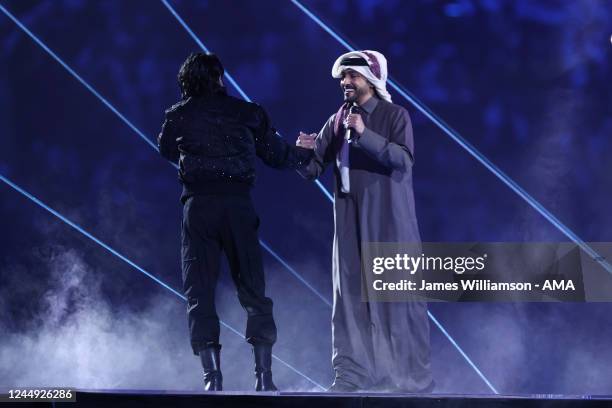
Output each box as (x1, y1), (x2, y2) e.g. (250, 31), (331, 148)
(177, 52), (226, 99)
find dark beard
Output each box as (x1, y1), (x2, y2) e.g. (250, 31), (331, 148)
(343, 86), (365, 103)
(343, 93), (356, 103)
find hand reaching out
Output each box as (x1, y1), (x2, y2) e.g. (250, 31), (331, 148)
(296, 132), (317, 149)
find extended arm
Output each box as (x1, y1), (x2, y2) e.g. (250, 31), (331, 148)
(254, 106), (313, 170)
(297, 115), (336, 180)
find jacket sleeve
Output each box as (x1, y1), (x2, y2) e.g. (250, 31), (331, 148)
(157, 109), (181, 164)
(254, 105), (313, 170)
(297, 115), (336, 180)
(354, 107), (415, 172)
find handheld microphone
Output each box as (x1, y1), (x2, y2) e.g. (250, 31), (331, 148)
(345, 103), (358, 141)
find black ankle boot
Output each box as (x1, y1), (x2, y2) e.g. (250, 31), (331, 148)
(199, 343), (222, 391)
(253, 343), (278, 391)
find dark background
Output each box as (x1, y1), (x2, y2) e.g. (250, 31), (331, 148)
(1, 0), (611, 395)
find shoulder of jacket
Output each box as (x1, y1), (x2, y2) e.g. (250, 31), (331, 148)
(164, 98), (189, 116)
(247, 100), (266, 114)
(221, 95), (262, 115)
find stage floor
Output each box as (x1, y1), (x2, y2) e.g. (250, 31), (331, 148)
(20, 390), (612, 408)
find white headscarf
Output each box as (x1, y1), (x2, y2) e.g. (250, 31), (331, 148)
(331, 50), (392, 103)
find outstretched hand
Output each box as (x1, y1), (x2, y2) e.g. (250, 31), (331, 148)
(296, 132), (317, 149)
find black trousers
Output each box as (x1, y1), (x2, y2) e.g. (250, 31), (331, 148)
(181, 194), (277, 354)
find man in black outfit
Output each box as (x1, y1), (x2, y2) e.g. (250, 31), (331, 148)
(158, 52), (312, 391)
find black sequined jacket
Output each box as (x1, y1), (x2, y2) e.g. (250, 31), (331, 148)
(158, 93), (312, 201)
